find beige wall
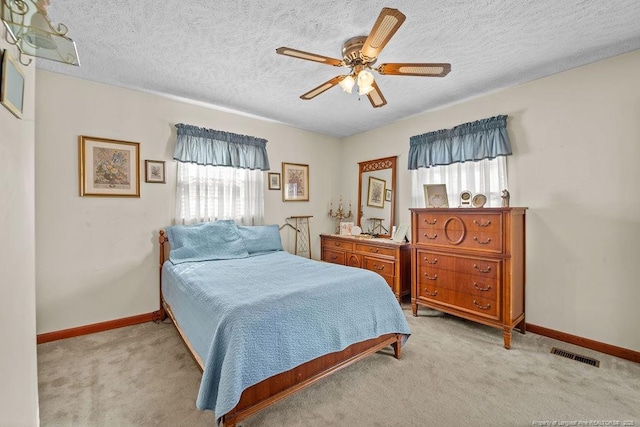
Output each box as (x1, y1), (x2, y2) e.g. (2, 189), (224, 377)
(35, 71), (341, 334)
(342, 50), (640, 352)
(0, 41), (39, 424)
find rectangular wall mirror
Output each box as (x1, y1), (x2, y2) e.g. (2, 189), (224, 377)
(357, 156), (397, 237)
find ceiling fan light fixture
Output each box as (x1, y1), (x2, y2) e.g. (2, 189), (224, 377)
(357, 69), (374, 95)
(339, 74), (355, 93)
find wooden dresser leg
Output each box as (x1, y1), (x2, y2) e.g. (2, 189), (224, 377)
(502, 327), (512, 349)
(517, 318), (526, 334)
(411, 301), (418, 317)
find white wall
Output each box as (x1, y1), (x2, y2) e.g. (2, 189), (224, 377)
(342, 50), (640, 352)
(0, 41), (39, 424)
(35, 71), (341, 334)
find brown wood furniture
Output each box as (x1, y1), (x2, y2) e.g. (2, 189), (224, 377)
(409, 207), (527, 348)
(320, 234), (410, 303)
(157, 231), (403, 427)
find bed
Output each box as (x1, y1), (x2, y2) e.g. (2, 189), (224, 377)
(157, 220), (411, 427)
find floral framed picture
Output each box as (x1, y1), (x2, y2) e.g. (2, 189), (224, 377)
(145, 160), (166, 183)
(367, 176), (386, 208)
(78, 135), (140, 197)
(282, 162), (309, 201)
(268, 172), (281, 190)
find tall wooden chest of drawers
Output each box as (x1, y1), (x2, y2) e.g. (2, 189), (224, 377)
(409, 208), (527, 348)
(320, 234), (410, 303)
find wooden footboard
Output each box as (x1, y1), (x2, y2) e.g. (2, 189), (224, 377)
(158, 230), (403, 427)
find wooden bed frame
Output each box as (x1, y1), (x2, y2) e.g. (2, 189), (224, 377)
(157, 230), (403, 427)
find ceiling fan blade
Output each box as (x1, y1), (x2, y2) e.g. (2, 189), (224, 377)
(300, 76), (346, 100)
(361, 8), (406, 59)
(276, 47), (343, 67)
(367, 81), (387, 108)
(377, 63), (452, 77)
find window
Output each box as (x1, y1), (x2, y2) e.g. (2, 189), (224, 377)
(172, 124), (270, 225)
(411, 157), (508, 208)
(175, 163), (264, 225)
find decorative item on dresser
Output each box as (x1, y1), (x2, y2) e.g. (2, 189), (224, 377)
(409, 207), (527, 348)
(320, 234), (410, 303)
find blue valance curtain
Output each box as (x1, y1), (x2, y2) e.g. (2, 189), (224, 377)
(408, 115), (511, 170)
(174, 123), (270, 171)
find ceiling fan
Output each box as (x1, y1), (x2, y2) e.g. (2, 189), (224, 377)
(276, 7), (451, 108)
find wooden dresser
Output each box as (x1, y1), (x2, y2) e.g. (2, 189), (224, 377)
(409, 207), (527, 348)
(320, 234), (410, 303)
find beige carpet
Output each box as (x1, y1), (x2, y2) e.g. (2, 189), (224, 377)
(38, 307), (640, 426)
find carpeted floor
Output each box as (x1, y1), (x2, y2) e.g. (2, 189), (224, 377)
(37, 307), (640, 426)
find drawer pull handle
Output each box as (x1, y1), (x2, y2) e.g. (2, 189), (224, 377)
(333, 242), (341, 246)
(473, 300), (491, 310)
(473, 219), (492, 227)
(369, 247), (380, 253)
(423, 232), (437, 240)
(423, 256), (438, 265)
(423, 288), (438, 297)
(423, 218), (437, 225)
(473, 264), (492, 273)
(372, 263), (385, 271)
(473, 282), (492, 292)
(473, 236), (492, 245)
(330, 255), (338, 260)
(424, 273), (438, 280)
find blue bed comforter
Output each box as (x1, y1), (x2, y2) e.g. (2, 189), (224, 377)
(162, 250), (411, 420)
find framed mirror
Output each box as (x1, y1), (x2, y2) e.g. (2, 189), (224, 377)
(357, 156), (397, 237)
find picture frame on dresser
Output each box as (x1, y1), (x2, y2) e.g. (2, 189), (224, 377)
(423, 184), (449, 208)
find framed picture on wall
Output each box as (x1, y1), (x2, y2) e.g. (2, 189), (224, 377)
(268, 172), (281, 190)
(0, 50), (25, 119)
(385, 188), (392, 202)
(367, 176), (386, 208)
(78, 135), (140, 197)
(282, 162), (309, 201)
(145, 160), (166, 183)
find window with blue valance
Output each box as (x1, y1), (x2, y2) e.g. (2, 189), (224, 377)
(408, 115), (511, 170)
(174, 123), (270, 171)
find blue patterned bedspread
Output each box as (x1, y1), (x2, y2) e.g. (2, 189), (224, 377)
(162, 250), (411, 420)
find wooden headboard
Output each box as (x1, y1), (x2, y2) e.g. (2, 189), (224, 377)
(159, 230), (170, 265)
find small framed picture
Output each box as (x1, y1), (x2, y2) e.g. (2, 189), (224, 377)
(423, 184), (449, 208)
(282, 162), (309, 202)
(1, 50), (25, 119)
(340, 221), (354, 236)
(385, 188), (392, 202)
(367, 176), (386, 208)
(145, 160), (166, 183)
(268, 172), (281, 190)
(78, 135), (140, 197)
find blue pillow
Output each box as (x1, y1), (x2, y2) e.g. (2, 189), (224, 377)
(165, 220), (249, 264)
(237, 224), (283, 255)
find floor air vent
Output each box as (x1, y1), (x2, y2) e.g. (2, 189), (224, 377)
(550, 347), (600, 367)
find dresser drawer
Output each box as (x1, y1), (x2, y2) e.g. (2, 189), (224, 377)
(416, 212), (502, 234)
(355, 242), (395, 258)
(322, 238), (354, 251)
(415, 222), (503, 253)
(364, 257), (396, 277)
(416, 250), (457, 272)
(417, 265), (498, 300)
(322, 248), (345, 265)
(455, 257), (499, 279)
(417, 286), (499, 319)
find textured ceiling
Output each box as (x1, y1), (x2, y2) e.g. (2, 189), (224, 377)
(37, 0), (640, 138)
